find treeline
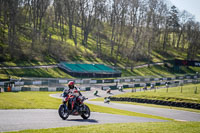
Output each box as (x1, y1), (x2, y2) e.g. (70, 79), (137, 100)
(0, 0), (200, 69)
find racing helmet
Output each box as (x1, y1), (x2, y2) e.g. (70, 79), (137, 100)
(68, 81), (75, 89)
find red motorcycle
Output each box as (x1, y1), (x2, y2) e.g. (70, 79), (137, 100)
(58, 90), (90, 120)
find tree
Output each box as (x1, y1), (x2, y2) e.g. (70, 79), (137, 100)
(186, 21), (200, 60)
(168, 5), (179, 47)
(129, 0), (147, 71)
(93, 0), (107, 58)
(79, 0), (96, 47)
(177, 10), (193, 49)
(63, 0), (76, 39)
(54, 0), (67, 42)
(162, 4), (170, 51)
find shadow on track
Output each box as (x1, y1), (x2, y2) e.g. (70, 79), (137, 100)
(67, 119), (98, 123)
(94, 94), (101, 97)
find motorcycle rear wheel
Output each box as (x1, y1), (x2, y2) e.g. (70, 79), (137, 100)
(81, 105), (90, 119)
(58, 104), (69, 120)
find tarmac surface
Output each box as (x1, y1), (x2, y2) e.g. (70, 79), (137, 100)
(52, 89), (200, 122)
(0, 109), (165, 132)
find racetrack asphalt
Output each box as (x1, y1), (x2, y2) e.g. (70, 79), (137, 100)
(51, 89), (200, 122)
(0, 109), (165, 132)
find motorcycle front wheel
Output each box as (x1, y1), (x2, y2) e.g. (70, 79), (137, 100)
(81, 105), (90, 119)
(58, 104), (69, 120)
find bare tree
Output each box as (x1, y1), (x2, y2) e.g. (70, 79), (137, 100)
(79, 0), (96, 47)
(186, 21), (200, 60)
(129, 0), (147, 71)
(176, 10), (194, 49)
(93, 0), (107, 58)
(168, 5), (180, 47)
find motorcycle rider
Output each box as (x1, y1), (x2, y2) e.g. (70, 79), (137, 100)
(62, 81), (82, 113)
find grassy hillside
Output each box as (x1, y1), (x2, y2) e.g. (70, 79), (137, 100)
(1, 17), (200, 79)
(122, 65), (200, 77)
(0, 64), (199, 79)
(1, 16), (199, 65)
(0, 67), (73, 79)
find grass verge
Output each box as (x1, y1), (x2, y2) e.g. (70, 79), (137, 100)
(114, 84), (200, 104)
(5, 122), (200, 133)
(0, 92), (61, 109)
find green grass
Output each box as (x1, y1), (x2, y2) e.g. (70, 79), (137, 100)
(0, 58), (57, 67)
(5, 122), (200, 133)
(0, 92), (171, 120)
(0, 67), (73, 79)
(114, 84), (200, 104)
(121, 65), (200, 77)
(0, 92), (61, 109)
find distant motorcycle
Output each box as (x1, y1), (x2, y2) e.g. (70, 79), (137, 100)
(104, 97), (110, 104)
(58, 91), (90, 120)
(94, 90), (98, 96)
(106, 88), (111, 94)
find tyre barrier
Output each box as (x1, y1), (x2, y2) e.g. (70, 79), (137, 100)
(110, 97), (200, 110)
(2, 74), (199, 86)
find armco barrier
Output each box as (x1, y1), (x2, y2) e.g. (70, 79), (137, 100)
(39, 87), (48, 91)
(96, 80), (103, 83)
(167, 78), (172, 80)
(155, 82), (160, 86)
(101, 86), (110, 90)
(109, 85), (117, 90)
(103, 79), (114, 83)
(23, 81), (32, 85)
(21, 87), (31, 91)
(6, 74), (199, 86)
(56, 87), (64, 91)
(134, 84), (140, 87)
(146, 83), (151, 86)
(0, 82), (4, 86)
(110, 97), (200, 110)
(42, 81), (48, 85)
(121, 80), (181, 89)
(33, 81), (42, 85)
(30, 88), (40, 91)
(123, 85), (129, 88)
(79, 87), (91, 91)
(85, 87), (91, 91)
